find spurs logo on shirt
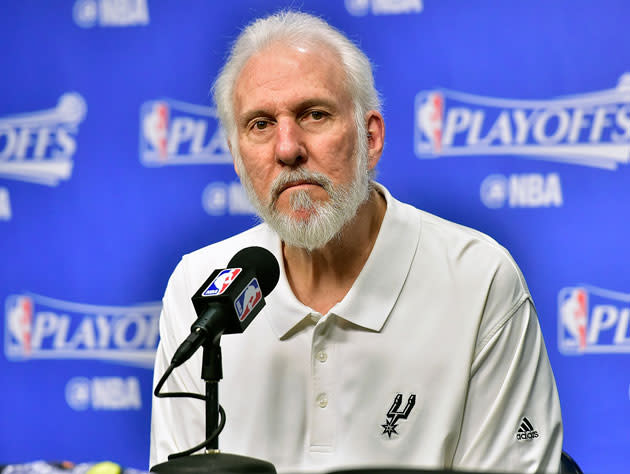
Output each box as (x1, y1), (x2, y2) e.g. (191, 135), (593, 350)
(381, 393), (416, 438)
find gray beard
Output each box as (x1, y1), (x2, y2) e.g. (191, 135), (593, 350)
(233, 137), (371, 251)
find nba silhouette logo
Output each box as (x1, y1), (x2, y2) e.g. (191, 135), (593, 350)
(142, 102), (169, 159)
(416, 91), (444, 154)
(559, 287), (588, 351)
(234, 279), (262, 322)
(203, 268), (242, 296)
(7, 295), (34, 355)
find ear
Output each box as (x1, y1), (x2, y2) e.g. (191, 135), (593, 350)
(227, 140), (240, 177)
(365, 111), (385, 170)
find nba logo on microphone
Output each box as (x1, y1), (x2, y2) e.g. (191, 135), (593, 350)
(234, 279), (262, 322)
(203, 268), (242, 296)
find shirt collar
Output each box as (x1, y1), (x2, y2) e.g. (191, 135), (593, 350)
(264, 183), (422, 338)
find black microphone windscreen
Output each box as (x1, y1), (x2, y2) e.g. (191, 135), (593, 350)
(228, 246), (280, 297)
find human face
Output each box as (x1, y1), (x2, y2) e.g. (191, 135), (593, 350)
(232, 43), (362, 222)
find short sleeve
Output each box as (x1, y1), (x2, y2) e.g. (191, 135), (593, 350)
(452, 298), (563, 472)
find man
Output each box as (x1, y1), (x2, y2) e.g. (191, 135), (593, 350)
(150, 10), (563, 473)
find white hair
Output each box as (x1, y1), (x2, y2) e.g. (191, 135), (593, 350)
(212, 10), (381, 147)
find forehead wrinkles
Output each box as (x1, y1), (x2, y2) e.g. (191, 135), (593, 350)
(233, 42), (352, 117)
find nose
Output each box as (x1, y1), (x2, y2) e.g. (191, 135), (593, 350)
(274, 118), (305, 167)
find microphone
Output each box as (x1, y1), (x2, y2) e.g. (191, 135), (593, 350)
(170, 246), (280, 368)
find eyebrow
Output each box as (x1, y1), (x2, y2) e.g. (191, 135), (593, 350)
(238, 109), (271, 128)
(296, 98), (338, 113)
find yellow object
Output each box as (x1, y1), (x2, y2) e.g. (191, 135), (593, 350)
(86, 461), (122, 474)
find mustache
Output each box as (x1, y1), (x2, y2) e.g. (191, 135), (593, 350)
(269, 168), (334, 206)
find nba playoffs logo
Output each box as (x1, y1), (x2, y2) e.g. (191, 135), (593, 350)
(5, 293), (161, 367)
(234, 279), (262, 322)
(7, 295), (34, 354)
(203, 268), (242, 296)
(0, 93), (87, 185)
(140, 98), (231, 166)
(558, 285), (630, 354)
(415, 74), (630, 169)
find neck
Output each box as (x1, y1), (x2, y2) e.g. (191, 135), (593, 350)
(282, 187), (387, 315)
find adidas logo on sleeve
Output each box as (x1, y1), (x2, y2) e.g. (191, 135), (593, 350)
(515, 417), (539, 441)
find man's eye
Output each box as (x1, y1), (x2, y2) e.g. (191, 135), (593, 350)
(310, 111), (324, 120)
(254, 120), (268, 130)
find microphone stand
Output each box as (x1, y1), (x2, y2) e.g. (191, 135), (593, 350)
(202, 341), (221, 452)
(151, 340), (276, 473)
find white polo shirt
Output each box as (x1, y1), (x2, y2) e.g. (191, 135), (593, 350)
(150, 184), (562, 473)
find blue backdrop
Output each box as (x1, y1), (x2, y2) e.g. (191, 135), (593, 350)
(1, 1), (629, 472)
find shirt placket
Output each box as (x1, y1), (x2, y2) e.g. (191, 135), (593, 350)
(309, 312), (336, 452)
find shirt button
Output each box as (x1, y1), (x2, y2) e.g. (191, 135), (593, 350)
(316, 351), (328, 363)
(317, 393), (328, 408)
